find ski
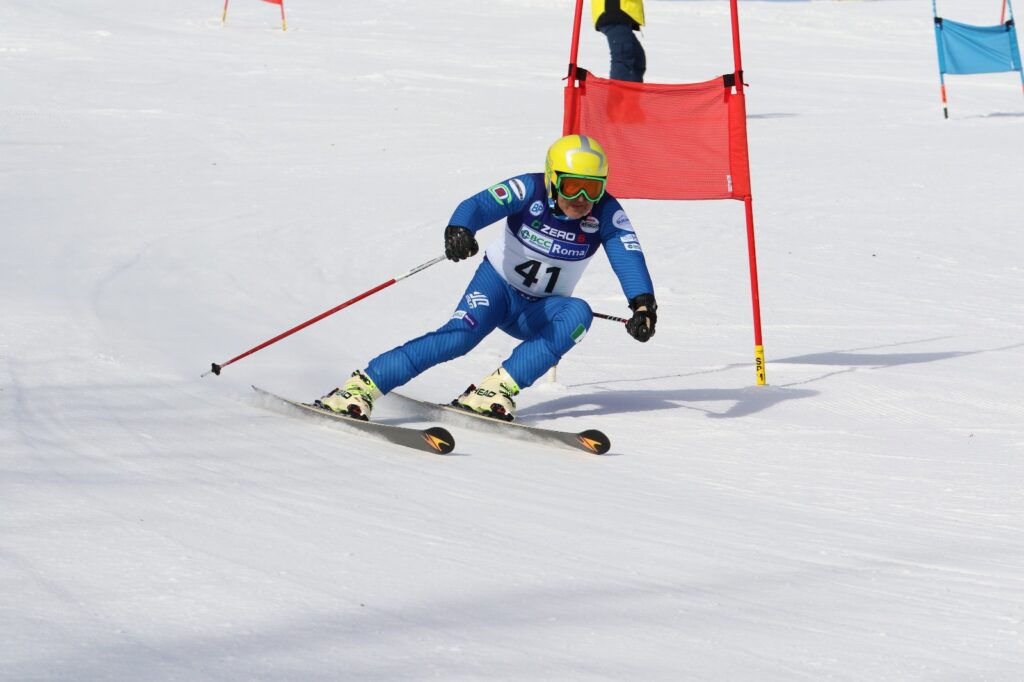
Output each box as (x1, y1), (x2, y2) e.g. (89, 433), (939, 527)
(390, 392), (611, 455)
(252, 386), (455, 455)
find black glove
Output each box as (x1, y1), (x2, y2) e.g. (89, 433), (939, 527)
(625, 293), (657, 342)
(444, 225), (479, 262)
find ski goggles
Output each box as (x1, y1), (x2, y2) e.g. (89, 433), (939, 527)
(555, 173), (606, 203)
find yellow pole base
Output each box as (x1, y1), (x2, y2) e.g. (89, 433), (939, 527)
(754, 345), (767, 385)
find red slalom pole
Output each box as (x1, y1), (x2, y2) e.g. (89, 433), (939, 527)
(562, 0), (586, 135)
(729, 0), (767, 386)
(203, 254), (447, 377)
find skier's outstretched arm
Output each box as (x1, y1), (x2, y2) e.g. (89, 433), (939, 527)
(444, 175), (536, 261)
(598, 200), (657, 342)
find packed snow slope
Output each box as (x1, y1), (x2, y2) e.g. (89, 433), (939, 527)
(2, 0), (1022, 679)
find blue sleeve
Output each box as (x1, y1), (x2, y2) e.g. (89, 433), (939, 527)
(596, 198), (655, 302)
(448, 174), (536, 234)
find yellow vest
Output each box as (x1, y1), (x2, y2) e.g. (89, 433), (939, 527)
(592, 0), (644, 28)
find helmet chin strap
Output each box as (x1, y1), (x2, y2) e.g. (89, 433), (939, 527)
(550, 201), (591, 222)
(548, 195), (568, 218)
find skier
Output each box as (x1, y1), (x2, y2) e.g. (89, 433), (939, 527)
(316, 134), (657, 422)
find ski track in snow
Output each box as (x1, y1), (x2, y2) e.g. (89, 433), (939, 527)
(2, 0), (1023, 680)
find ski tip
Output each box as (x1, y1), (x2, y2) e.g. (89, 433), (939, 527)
(576, 429), (611, 455)
(423, 426), (456, 455)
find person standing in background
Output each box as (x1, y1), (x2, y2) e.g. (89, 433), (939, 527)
(593, 0), (646, 82)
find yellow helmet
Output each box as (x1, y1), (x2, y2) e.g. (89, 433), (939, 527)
(544, 134), (609, 203)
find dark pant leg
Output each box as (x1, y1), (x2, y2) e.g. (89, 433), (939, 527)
(599, 22), (646, 83)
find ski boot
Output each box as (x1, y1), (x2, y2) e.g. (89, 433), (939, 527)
(453, 367), (520, 421)
(315, 369), (382, 421)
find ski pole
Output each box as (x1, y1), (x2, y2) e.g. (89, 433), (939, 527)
(594, 311), (627, 324)
(203, 254), (447, 377)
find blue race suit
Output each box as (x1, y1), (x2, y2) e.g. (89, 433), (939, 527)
(365, 172), (654, 393)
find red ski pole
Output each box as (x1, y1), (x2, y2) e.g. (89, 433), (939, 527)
(203, 254), (447, 377)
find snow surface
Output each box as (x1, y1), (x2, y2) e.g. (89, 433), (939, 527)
(3, 0), (1023, 679)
